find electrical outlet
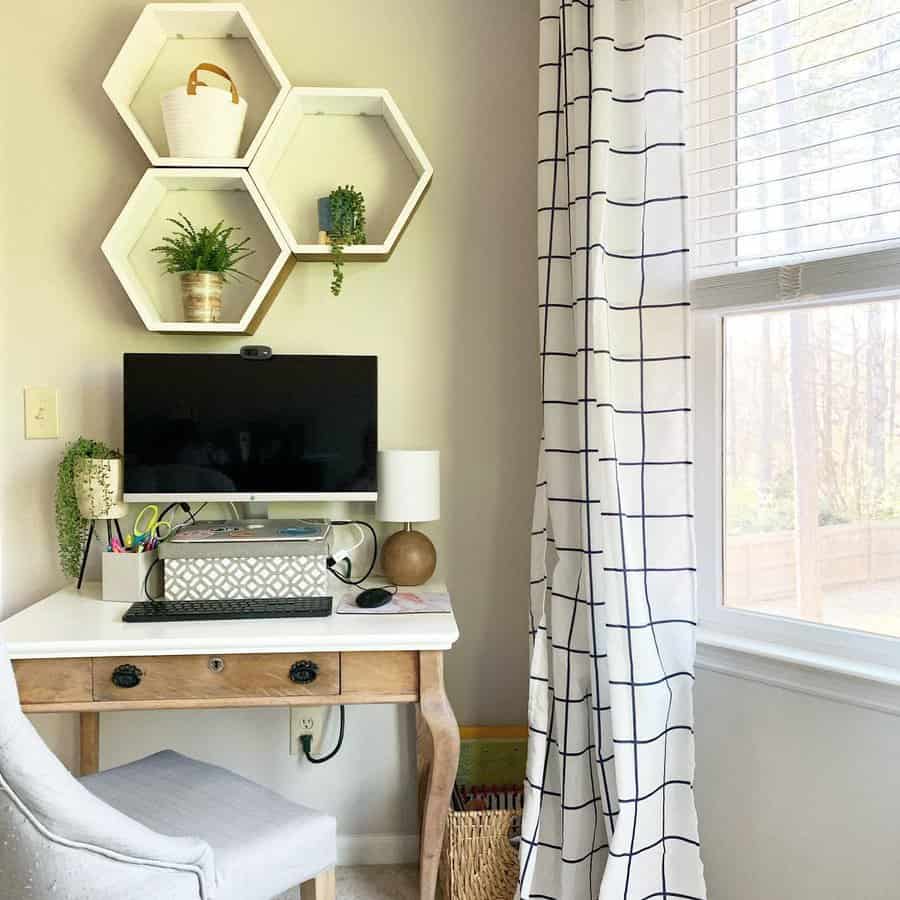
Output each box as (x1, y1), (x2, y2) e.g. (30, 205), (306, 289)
(24, 387), (59, 439)
(290, 706), (328, 756)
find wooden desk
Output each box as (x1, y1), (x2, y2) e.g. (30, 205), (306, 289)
(1, 583), (460, 900)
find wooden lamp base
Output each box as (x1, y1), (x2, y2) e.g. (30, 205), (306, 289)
(381, 528), (436, 586)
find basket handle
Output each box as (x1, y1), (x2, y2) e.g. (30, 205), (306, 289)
(186, 63), (240, 104)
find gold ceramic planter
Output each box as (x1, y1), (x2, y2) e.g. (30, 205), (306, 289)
(181, 271), (224, 323)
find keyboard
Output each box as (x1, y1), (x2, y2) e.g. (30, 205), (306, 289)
(123, 596), (333, 623)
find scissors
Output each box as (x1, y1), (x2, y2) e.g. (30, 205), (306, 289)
(128, 505), (174, 548)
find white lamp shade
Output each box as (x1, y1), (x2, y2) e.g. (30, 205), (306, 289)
(376, 450), (440, 523)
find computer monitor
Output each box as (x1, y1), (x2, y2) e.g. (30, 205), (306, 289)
(123, 353), (377, 502)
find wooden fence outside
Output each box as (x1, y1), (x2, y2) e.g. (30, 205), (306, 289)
(726, 520), (900, 607)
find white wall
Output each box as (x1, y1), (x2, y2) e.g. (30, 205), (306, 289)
(695, 669), (900, 900)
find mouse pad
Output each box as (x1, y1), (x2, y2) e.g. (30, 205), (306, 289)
(336, 590), (452, 614)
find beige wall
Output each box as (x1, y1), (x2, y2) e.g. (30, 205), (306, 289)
(0, 0), (540, 842)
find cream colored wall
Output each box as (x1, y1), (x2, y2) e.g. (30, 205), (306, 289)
(0, 0), (540, 842)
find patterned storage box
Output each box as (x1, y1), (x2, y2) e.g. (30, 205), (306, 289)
(159, 539), (328, 601)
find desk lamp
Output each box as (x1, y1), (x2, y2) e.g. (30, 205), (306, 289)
(376, 450), (440, 586)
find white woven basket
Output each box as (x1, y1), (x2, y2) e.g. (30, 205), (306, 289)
(161, 63), (248, 159)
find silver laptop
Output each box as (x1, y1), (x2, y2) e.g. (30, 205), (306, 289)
(170, 519), (331, 543)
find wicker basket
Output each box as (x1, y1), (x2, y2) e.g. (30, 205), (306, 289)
(439, 809), (519, 900)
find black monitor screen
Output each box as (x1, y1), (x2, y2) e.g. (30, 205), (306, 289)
(123, 354), (377, 498)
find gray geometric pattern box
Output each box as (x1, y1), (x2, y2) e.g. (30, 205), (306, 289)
(159, 539), (329, 601)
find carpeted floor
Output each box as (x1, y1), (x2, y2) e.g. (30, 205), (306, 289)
(275, 865), (419, 899)
(337, 865), (419, 899)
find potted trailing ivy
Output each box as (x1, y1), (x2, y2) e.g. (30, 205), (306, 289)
(56, 438), (126, 579)
(318, 185), (367, 296)
(151, 213), (256, 323)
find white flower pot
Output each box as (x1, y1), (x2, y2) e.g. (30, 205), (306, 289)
(74, 458), (127, 520)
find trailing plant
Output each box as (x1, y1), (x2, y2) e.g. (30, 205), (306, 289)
(55, 438), (122, 579)
(328, 185), (367, 296)
(151, 213), (256, 280)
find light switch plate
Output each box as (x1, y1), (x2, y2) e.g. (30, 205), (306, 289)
(24, 387), (59, 439)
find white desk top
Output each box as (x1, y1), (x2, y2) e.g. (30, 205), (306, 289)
(1, 583), (459, 659)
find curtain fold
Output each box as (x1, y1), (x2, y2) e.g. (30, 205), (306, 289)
(520, 2), (706, 898)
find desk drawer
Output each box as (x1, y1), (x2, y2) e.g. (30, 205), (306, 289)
(341, 651), (418, 696)
(13, 658), (93, 705)
(92, 653), (339, 702)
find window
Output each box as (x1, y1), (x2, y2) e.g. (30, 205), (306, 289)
(724, 300), (900, 639)
(687, 0), (900, 674)
(686, 0), (900, 275)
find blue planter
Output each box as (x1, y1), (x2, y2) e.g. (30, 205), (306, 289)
(317, 196), (333, 233)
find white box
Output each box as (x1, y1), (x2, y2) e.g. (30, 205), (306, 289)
(101, 549), (162, 603)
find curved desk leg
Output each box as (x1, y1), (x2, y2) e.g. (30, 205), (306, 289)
(80, 712), (99, 776)
(417, 651), (459, 900)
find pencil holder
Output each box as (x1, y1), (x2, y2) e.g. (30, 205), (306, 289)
(101, 549), (161, 603)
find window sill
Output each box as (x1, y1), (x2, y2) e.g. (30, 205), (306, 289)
(695, 628), (900, 716)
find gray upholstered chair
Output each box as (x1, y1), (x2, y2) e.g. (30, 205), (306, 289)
(0, 642), (336, 900)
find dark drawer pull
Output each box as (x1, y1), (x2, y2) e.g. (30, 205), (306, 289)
(289, 660), (319, 684)
(111, 664), (143, 689)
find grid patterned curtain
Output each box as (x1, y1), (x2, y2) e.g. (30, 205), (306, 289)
(520, 2), (707, 898)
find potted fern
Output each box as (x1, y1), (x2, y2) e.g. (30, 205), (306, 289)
(318, 186), (367, 296)
(151, 213), (256, 323)
(56, 438), (126, 580)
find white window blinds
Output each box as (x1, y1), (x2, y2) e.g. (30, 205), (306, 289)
(685, 0), (900, 277)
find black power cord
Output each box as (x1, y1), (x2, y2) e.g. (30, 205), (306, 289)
(300, 706), (346, 764)
(141, 503), (206, 601)
(143, 556), (163, 602)
(327, 520), (378, 586)
(158, 501), (191, 522)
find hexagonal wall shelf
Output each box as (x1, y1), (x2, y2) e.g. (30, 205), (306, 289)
(250, 87), (433, 258)
(102, 169), (293, 333)
(103, 3), (289, 167)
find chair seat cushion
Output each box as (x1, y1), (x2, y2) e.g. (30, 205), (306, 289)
(81, 750), (335, 900)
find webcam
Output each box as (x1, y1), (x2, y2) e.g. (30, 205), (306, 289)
(240, 345), (272, 360)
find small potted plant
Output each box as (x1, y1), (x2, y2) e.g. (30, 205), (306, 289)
(318, 186), (367, 296)
(56, 438), (126, 579)
(151, 213), (256, 323)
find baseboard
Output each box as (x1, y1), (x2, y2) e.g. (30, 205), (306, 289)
(337, 833), (419, 865)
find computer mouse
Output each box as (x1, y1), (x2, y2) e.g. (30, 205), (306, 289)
(356, 587), (392, 609)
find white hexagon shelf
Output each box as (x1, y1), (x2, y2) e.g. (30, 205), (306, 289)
(102, 169), (293, 334)
(103, 3), (289, 167)
(250, 87), (433, 259)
